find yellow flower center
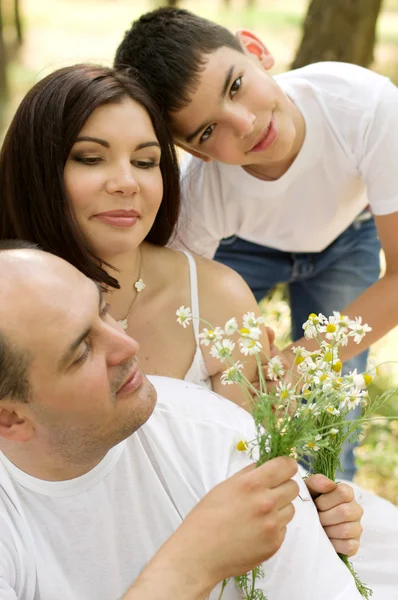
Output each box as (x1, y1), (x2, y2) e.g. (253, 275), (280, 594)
(326, 323), (337, 333)
(363, 373), (373, 386)
(295, 355), (305, 365)
(323, 351), (333, 362)
(332, 361), (343, 372)
(236, 440), (248, 452)
(240, 327), (250, 335)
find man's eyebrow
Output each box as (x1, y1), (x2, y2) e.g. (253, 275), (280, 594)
(57, 282), (103, 371)
(185, 65), (235, 144)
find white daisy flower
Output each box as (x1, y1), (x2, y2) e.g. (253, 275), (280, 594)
(276, 382), (296, 402)
(242, 311), (265, 328)
(348, 317), (372, 344)
(176, 306), (192, 328)
(210, 339), (235, 361)
(198, 327), (224, 346)
(224, 317), (238, 335)
(267, 355), (285, 380)
(239, 338), (262, 356)
(239, 326), (262, 340)
(221, 362), (244, 385)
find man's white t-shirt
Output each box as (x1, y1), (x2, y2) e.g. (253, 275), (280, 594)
(176, 62), (398, 258)
(0, 377), (362, 600)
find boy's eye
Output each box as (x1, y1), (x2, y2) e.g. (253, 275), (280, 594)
(230, 76), (242, 97)
(199, 124), (216, 144)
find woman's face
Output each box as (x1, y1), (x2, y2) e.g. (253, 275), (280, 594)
(64, 98), (163, 260)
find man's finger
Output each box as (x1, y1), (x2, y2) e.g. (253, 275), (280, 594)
(271, 479), (300, 510)
(277, 501), (296, 529)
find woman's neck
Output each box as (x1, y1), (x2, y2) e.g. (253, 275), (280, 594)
(102, 244), (147, 323)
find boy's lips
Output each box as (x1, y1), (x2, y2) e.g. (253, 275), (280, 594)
(93, 209), (140, 228)
(248, 114), (277, 153)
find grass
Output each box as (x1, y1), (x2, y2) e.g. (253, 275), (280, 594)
(2, 0), (398, 502)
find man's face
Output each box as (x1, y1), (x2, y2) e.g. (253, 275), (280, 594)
(171, 46), (301, 170)
(1, 253), (156, 465)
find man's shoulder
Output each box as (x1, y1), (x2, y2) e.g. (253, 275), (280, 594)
(147, 375), (254, 436)
(276, 61), (389, 108)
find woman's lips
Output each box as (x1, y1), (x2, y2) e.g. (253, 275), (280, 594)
(93, 210), (140, 228)
(249, 114), (278, 153)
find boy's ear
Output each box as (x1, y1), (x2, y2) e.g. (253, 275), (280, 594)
(235, 30), (275, 71)
(176, 141), (213, 163)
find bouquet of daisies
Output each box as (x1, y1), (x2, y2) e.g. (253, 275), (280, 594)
(176, 307), (395, 599)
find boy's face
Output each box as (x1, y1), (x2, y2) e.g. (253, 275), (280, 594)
(170, 43), (303, 172)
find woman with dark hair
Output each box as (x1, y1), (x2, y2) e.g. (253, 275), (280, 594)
(0, 64), (269, 404)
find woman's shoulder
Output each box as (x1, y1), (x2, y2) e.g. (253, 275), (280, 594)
(191, 253), (261, 324)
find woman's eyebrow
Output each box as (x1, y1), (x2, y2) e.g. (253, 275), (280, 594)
(75, 136), (109, 148)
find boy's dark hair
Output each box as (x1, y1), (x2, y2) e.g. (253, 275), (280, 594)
(0, 65), (181, 290)
(114, 7), (243, 120)
(0, 240), (37, 403)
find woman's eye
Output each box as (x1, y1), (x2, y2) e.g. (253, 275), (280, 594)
(73, 156), (102, 166)
(199, 124), (215, 144)
(230, 76), (242, 97)
(133, 160), (159, 169)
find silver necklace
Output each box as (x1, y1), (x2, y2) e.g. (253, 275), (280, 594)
(117, 248), (145, 330)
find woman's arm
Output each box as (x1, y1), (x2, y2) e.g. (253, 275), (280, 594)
(195, 255), (271, 410)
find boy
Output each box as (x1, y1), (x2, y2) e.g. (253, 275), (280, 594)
(114, 8), (398, 479)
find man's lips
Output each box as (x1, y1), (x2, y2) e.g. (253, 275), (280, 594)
(248, 114), (277, 153)
(93, 210), (140, 228)
(116, 363), (144, 397)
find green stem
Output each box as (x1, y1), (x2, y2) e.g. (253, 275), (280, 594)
(338, 554), (373, 599)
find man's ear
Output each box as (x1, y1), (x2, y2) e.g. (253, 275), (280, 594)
(176, 141), (213, 163)
(0, 404), (35, 442)
(235, 30), (275, 71)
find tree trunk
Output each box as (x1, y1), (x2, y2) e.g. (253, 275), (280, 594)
(0, 0), (8, 132)
(292, 0), (384, 70)
(14, 0), (23, 45)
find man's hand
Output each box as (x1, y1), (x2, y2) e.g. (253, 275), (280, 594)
(305, 474), (363, 556)
(125, 457), (299, 600)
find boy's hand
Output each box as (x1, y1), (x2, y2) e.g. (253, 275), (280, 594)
(305, 474), (363, 556)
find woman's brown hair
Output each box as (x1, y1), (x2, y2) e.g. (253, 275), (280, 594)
(0, 64), (181, 288)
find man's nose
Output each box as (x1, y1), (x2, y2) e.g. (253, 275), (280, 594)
(106, 317), (140, 367)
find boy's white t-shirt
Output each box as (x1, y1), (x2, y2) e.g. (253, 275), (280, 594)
(176, 62), (398, 258)
(0, 376), (361, 600)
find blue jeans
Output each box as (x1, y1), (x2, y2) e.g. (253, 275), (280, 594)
(214, 213), (381, 480)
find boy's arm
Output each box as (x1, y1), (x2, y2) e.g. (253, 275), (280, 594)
(282, 80), (398, 364)
(305, 475), (363, 556)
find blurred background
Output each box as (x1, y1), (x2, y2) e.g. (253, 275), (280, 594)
(0, 0), (397, 501)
